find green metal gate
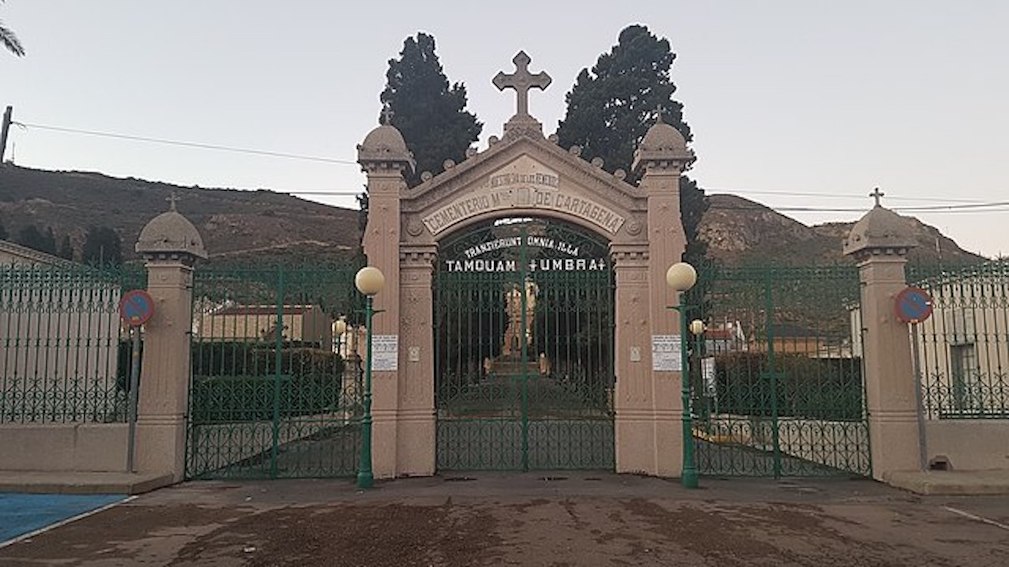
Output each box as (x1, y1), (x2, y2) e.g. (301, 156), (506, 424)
(687, 265), (871, 477)
(435, 218), (615, 470)
(186, 264), (364, 479)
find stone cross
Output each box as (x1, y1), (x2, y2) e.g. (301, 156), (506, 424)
(870, 187), (884, 207)
(654, 104), (668, 124)
(493, 51), (552, 117)
(167, 192), (180, 212)
(381, 105), (394, 126)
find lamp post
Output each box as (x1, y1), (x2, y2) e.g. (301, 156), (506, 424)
(689, 319), (706, 421)
(334, 317), (348, 356)
(666, 262), (699, 489)
(355, 266), (385, 489)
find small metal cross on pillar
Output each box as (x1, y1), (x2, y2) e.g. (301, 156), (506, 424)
(493, 51), (552, 117)
(654, 103), (668, 124)
(167, 191), (180, 212)
(870, 187), (885, 207)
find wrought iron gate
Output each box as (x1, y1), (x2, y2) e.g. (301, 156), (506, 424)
(186, 264), (364, 479)
(687, 265), (871, 477)
(435, 218), (615, 470)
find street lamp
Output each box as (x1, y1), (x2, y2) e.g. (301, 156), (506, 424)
(355, 266), (385, 489)
(334, 317), (348, 356)
(689, 319), (707, 421)
(666, 262), (699, 489)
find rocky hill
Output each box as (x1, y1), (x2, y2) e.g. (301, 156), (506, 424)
(0, 165), (360, 265)
(699, 194), (983, 266)
(0, 165), (985, 266)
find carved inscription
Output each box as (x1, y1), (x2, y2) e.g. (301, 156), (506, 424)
(423, 187), (625, 236)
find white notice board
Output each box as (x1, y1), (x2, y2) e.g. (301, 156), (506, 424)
(651, 335), (682, 371)
(372, 335), (399, 371)
(702, 357), (716, 396)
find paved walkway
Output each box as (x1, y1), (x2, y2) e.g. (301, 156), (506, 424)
(886, 469), (1009, 495)
(0, 471), (173, 495)
(1, 474), (1007, 566)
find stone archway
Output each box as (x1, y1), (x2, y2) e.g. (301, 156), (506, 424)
(356, 52), (695, 478)
(432, 216), (616, 471)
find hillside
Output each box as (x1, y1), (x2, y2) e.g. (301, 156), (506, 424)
(0, 165), (360, 264)
(699, 194), (984, 266)
(0, 165), (985, 266)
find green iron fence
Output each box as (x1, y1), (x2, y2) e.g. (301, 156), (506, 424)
(186, 263), (365, 479)
(1, 262), (145, 423)
(687, 264), (871, 477)
(435, 219), (615, 471)
(909, 261), (1009, 419)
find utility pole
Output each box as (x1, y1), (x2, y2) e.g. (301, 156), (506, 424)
(0, 106), (12, 165)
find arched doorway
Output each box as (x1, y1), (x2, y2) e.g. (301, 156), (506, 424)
(434, 217), (615, 470)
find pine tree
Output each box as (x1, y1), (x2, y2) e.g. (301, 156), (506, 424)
(557, 24), (708, 266)
(0, 220), (7, 240)
(380, 33), (482, 187)
(1, 0), (25, 57)
(82, 226), (123, 266)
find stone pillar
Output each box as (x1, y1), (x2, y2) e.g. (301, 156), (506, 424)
(134, 201), (207, 482)
(619, 119), (695, 477)
(844, 204), (920, 480)
(397, 244), (437, 476)
(358, 122), (414, 478)
(611, 245), (662, 474)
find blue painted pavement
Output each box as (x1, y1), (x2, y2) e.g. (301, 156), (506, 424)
(0, 493), (125, 543)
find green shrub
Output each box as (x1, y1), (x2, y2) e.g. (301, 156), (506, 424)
(713, 352), (863, 420)
(189, 344), (351, 423)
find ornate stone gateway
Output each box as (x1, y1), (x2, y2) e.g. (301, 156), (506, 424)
(434, 218), (614, 470)
(356, 51), (696, 479)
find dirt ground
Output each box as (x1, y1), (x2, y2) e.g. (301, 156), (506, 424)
(2, 473), (1008, 566)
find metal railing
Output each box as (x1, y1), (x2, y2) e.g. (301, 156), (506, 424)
(909, 261), (1009, 419)
(1, 263), (145, 423)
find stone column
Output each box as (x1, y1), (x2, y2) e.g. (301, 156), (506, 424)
(396, 244), (437, 476)
(844, 204), (920, 480)
(625, 119), (695, 477)
(358, 122), (414, 478)
(611, 245), (663, 474)
(134, 202), (207, 482)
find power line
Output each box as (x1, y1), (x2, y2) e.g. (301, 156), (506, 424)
(706, 188), (988, 204)
(284, 190), (363, 196)
(707, 204), (1009, 214)
(9, 119), (1005, 213)
(12, 122), (359, 165)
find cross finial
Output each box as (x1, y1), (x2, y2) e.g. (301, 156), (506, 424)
(167, 192), (180, 212)
(381, 105), (394, 126)
(654, 103), (668, 124)
(493, 51), (552, 118)
(869, 187), (885, 207)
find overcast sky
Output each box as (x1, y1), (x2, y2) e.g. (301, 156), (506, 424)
(2, 1), (1006, 257)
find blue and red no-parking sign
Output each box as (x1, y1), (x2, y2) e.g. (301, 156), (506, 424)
(894, 286), (933, 324)
(119, 289), (155, 327)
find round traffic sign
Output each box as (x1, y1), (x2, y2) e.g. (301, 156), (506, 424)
(119, 289), (155, 327)
(895, 286), (933, 324)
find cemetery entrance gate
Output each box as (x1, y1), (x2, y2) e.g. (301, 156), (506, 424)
(434, 218), (615, 471)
